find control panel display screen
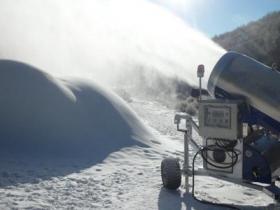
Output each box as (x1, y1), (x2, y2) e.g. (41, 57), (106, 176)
(204, 106), (231, 129)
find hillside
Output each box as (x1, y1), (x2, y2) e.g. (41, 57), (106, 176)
(213, 11), (280, 68)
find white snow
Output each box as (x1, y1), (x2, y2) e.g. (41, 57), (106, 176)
(0, 78), (275, 209)
(0, 60), (153, 159)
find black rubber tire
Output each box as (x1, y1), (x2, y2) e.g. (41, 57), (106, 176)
(161, 158), (181, 190)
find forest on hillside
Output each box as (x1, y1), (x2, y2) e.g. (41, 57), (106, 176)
(213, 11), (280, 68)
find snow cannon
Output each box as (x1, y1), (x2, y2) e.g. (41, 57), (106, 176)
(161, 52), (280, 209)
(208, 51), (280, 134)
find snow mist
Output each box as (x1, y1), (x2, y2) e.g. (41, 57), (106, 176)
(0, 0), (224, 95)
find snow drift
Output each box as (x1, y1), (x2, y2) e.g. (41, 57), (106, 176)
(0, 60), (151, 159)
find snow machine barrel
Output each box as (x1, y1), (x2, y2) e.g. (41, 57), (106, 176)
(208, 52), (280, 133)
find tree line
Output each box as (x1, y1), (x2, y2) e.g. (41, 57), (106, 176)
(213, 11), (280, 68)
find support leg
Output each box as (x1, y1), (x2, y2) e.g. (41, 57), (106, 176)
(184, 131), (189, 192)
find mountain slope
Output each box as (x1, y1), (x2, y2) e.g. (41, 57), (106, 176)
(213, 11), (280, 67)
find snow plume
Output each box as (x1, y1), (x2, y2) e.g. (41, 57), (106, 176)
(0, 0), (224, 100)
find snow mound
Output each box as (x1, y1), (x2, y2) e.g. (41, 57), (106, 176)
(0, 60), (152, 160)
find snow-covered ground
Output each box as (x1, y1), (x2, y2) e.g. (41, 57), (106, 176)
(0, 94), (276, 210)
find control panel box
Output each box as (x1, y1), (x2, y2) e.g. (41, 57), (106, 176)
(199, 100), (243, 140)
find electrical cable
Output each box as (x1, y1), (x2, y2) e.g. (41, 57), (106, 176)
(215, 139), (241, 162)
(202, 144), (239, 169)
(191, 147), (241, 210)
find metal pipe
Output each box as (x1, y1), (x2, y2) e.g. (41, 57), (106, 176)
(197, 64), (205, 102)
(199, 77), (202, 101)
(184, 131), (189, 191)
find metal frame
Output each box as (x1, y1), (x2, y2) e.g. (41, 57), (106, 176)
(174, 113), (280, 205)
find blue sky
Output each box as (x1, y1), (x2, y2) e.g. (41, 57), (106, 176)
(150, 0), (280, 37)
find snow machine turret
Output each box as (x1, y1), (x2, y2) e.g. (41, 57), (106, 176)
(161, 52), (280, 209)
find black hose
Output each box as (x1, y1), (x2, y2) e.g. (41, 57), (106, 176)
(201, 145), (239, 169)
